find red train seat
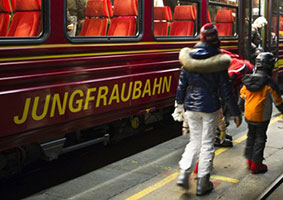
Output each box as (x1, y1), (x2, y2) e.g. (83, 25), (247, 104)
(280, 16), (283, 37)
(169, 5), (196, 36)
(154, 6), (172, 36)
(80, 0), (113, 36)
(207, 11), (211, 23)
(0, 0), (14, 36)
(7, 0), (41, 37)
(215, 10), (234, 36)
(108, 0), (137, 36)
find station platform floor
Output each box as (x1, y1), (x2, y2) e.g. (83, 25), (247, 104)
(25, 111), (283, 200)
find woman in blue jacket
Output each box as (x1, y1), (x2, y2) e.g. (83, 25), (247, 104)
(174, 24), (242, 195)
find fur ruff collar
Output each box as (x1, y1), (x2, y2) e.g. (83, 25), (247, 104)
(179, 47), (231, 73)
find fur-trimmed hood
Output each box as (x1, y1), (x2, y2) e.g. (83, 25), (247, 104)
(179, 47), (231, 73)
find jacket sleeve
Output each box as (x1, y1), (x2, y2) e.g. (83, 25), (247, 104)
(267, 80), (283, 113)
(218, 70), (241, 116)
(175, 68), (189, 105)
(238, 85), (247, 112)
(67, 9), (72, 25)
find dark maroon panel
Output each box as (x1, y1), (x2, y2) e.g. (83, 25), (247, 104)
(0, 69), (180, 137)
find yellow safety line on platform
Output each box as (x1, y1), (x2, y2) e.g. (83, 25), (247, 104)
(211, 175), (239, 183)
(214, 135), (247, 156)
(125, 115), (283, 200)
(270, 114), (283, 124)
(126, 173), (178, 200)
(125, 134), (247, 200)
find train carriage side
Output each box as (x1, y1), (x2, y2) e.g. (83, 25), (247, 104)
(266, 0), (283, 93)
(0, 0), (240, 177)
(277, 39), (283, 92)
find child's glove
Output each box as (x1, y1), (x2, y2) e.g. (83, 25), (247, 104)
(234, 115), (242, 128)
(172, 103), (184, 122)
(182, 112), (190, 135)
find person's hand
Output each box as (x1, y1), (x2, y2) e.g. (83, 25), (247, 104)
(234, 115), (242, 128)
(79, 19), (85, 24)
(67, 24), (74, 31)
(172, 104), (184, 122)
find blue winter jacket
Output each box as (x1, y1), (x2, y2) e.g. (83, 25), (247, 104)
(176, 42), (241, 116)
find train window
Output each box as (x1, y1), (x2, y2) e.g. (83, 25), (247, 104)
(209, 0), (238, 6)
(66, 0), (140, 39)
(153, 0), (199, 38)
(208, 4), (238, 37)
(0, 0), (43, 38)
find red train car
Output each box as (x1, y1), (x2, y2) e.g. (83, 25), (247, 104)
(0, 0), (281, 176)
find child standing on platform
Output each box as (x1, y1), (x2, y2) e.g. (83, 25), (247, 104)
(239, 52), (283, 174)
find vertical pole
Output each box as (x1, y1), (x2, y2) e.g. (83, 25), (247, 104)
(201, 0), (207, 26)
(238, 0), (252, 60)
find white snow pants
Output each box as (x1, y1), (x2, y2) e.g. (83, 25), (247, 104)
(179, 110), (219, 178)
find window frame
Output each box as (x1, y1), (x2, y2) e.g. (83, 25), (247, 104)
(209, 0), (238, 6)
(208, 1), (239, 40)
(65, 0), (144, 43)
(0, 0), (50, 45)
(152, 0), (201, 41)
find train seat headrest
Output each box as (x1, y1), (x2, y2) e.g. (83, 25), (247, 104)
(0, 0), (15, 12)
(113, 0), (137, 16)
(85, 0), (113, 18)
(154, 6), (172, 21)
(7, 11), (41, 36)
(173, 5), (196, 21)
(216, 10), (234, 23)
(15, 0), (41, 11)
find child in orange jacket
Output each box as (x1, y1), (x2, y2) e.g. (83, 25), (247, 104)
(239, 52), (283, 174)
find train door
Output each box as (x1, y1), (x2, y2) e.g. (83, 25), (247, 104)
(238, 0), (262, 61)
(239, 0), (274, 62)
(266, 0), (279, 59)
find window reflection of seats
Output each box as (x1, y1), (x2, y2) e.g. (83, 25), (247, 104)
(108, 0), (138, 36)
(80, 0), (113, 36)
(80, 0), (138, 37)
(215, 9), (234, 36)
(0, 0), (12, 36)
(169, 5), (196, 36)
(0, 0), (42, 37)
(153, 6), (172, 36)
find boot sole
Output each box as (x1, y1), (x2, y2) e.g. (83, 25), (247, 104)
(251, 169), (267, 174)
(176, 182), (189, 190)
(196, 182), (213, 196)
(214, 143), (233, 147)
(196, 187), (213, 196)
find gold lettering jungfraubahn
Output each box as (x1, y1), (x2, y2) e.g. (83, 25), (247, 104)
(14, 76), (172, 125)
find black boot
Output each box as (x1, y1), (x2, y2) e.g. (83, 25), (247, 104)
(225, 134), (233, 141)
(196, 174), (213, 196)
(214, 137), (233, 147)
(176, 170), (190, 190)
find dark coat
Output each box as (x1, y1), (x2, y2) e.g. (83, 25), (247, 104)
(67, 0), (86, 21)
(176, 42), (241, 116)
